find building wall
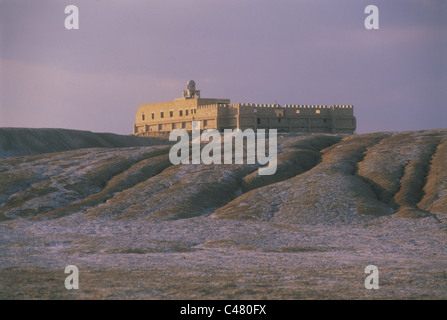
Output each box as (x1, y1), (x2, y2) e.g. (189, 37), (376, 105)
(222, 104), (356, 134)
(134, 99), (356, 135)
(134, 98), (229, 134)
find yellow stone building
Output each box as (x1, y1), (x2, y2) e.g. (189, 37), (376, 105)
(133, 80), (356, 135)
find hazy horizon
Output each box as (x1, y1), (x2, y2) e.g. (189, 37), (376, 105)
(1, 0), (446, 135)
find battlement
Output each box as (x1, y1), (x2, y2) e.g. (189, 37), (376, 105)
(239, 103), (281, 108)
(237, 104), (353, 109)
(283, 105), (353, 109)
(197, 104), (219, 109)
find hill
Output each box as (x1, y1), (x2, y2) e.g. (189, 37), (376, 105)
(0, 128), (446, 299)
(0, 127), (166, 158)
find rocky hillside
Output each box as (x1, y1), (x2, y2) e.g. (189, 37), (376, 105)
(0, 129), (445, 222)
(1, 128), (446, 299)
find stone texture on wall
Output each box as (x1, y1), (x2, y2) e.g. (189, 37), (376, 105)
(134, 98), (356, 135)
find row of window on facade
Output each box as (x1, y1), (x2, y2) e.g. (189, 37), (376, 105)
(152, 120), (208, 131)
(256, 117), (328, 125)
(142, 109), (197, 121)
(142, 108), (326, 121)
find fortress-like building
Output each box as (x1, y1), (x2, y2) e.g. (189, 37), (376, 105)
(133, 80), (356, 135)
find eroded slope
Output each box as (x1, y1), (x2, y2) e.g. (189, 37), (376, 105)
(1, 130), (446, 223)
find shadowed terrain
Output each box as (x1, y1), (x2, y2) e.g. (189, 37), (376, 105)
(0, 128), (167, 158)
(0, 128), (446, 299)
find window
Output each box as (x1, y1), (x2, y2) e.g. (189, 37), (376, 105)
(142, 114), (145, 121)
(160, 112), (164, 118)
(316, 110), (321, 114)
(257, 118), (261, 125)
(158, 124), (162, 130)
(296, 110), (300, 114)
(185, 109), (189, 116)
(191, 108), (194, 114)
(179, 110), (183, 116)
(203, 120), (208, 127)
(151, 113), (155, 120)
(182, 122), (186, 128)
(169, 111), (174, 117)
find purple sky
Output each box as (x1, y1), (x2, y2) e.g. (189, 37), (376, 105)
(1, 0), (446, 134)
